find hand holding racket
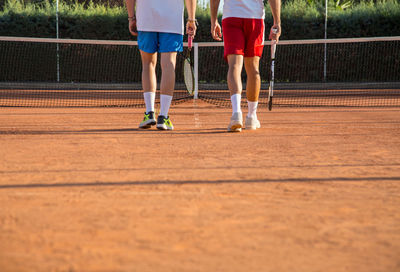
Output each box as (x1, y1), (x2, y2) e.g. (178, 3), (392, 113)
(128, 17), (137, 36)
(184, 34), (195, 95)
(268, 28), (278, 111)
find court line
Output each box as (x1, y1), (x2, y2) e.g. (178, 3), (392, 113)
(1, 109), (399, 117)
(1, 163), (400, 174)
(0, 176), (399, 189)
(193, 100), (202, 128)
(0, 128), (398, 136)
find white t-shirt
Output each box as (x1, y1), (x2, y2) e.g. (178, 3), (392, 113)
(222, 0), (265, 19)
(136, 0), (184, 35)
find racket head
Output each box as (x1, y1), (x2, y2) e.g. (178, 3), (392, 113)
(184, 58), (195, 95)
(184, 35), (195, 95)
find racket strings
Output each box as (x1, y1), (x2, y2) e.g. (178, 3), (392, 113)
(184, 60), (194, 95)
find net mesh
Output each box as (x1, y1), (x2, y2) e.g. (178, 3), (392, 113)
(1, 36), (399, 107)
(0, 38), (191, 107)
(197, 38), (400, 107)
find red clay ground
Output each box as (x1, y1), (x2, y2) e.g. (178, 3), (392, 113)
(0, 100), (399, 272)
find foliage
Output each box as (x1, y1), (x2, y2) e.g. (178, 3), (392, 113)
(1, 0), (399, 40)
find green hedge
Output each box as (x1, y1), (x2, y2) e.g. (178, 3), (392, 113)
(0, 0), (400, 40)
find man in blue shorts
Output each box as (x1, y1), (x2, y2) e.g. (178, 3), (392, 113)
(126, 0), (197, 130)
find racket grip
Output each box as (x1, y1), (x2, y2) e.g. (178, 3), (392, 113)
(271, 40), (277, 59)
(188, 35), (193, 49)
(271, 27), (278, 57)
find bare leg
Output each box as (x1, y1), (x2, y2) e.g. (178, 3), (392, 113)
(227, 54), (244, 96)
(140, 50), (157, 93)
(159, 52), (177, 119)
(160, 52), (177, 96)
(244, 56), (262, 130)
(244, 56), (261, 102)
(138, 50), (157, 128)
(226, 54), (244, 132)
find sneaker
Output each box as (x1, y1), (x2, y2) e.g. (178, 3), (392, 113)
(156, 115), (174, 130)
(227, 112), (243, 132)
(245, 116), (261, 130)
(139, 111), (156, 129)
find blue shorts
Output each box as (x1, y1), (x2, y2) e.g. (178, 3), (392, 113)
(138, 31), (183, 53)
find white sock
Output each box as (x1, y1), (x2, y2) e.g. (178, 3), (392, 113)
(247, 101), (258, 119)
(231, 94), (242, 115)
(143, 92), (155, 113)
(160, 94), (173, 117)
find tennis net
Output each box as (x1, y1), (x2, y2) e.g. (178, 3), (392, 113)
(1, 36), (399, 107)
(197, 37), (400, 107)
(0, 37), (192, 107)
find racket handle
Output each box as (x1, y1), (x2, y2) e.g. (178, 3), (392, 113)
(188, 35), (193, 49)
(271, 27), (278, 58)
(271, 40), (277, 59)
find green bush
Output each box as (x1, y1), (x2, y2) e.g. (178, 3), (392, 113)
(327, 0), (400, 37)
(0, 0), (128, 38)
(1, 0), (399, 40)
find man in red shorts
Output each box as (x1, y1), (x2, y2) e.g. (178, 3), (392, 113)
(210, 0), (281, 132)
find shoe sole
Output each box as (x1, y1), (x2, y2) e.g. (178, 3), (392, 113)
(245, 118), (261, 130)
(228, 122), (243, 132)
(245, 124), (261, 130)
(139, 120), (156, 129)
(156, 124), (173, 130)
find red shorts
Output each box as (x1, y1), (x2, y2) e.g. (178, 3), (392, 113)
(222, 17), (265, 61)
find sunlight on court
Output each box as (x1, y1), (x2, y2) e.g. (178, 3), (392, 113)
(1, 34), (400, 272)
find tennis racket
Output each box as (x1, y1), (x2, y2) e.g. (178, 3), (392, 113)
(184, 35), (195, 95)
(268, 38), (277, 111)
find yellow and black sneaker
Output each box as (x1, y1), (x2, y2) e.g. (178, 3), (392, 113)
(139, 111), (156, 129)
(156, 115), (174, 130)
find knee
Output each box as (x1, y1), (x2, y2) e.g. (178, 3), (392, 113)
(229, 63), (242, 75)
(246, 66), (260, 78)
(244, 57), (261, 77)
(142, 60), (156, 71)
(161, 59), (176, 71)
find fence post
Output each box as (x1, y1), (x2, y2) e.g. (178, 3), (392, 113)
(56, 0), (60, 82)
(324, 0), (328, 81)
(194, 42), (199, 99)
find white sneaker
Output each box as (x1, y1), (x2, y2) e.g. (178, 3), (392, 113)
(228, 112), (243, 132)
(245, 116), (261, 130)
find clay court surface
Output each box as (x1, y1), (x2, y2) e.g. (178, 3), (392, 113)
(0, 100), (399, 272)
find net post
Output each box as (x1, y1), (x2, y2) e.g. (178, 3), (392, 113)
(194, 42), (199, 99)
(324, 0), (328, 81)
